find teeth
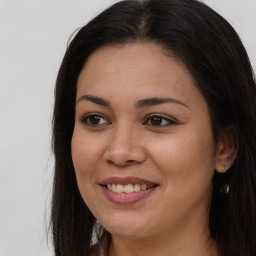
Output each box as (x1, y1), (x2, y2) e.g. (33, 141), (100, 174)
(141, 184), (147, 190)
(134, 184), (141, 192)
(112, 184), (117, 192)
(106, 183), (153, 193)
(124, 184), (133, 193)
(116, 184), (124, 193)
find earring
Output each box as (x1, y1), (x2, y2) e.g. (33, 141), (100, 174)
(220, 184), (230, 193)
(224, 161), (228, 171)
(220, 161), (230, 193)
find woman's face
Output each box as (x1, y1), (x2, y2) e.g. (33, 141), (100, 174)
(72, 43), (217, 239)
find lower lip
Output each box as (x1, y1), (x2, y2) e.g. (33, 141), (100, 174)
(102, 186), (156, 205)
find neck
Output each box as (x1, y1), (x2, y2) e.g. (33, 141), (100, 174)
(108, 220), (217, 256)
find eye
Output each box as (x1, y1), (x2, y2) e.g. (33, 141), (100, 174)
(80, 113), (110, 127)
(144, 114), (177, 127)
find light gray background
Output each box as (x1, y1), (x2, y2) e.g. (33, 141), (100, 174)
(0, 1), (255, 256)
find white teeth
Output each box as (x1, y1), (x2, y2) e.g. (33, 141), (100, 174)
(106, 183), (153, 193)
(124, 184), (133, 193)
(133, 184), (141, 192)
(112, 184), (117, 192)
(141, 184), (147, 190)
(116, 184), (124, 193)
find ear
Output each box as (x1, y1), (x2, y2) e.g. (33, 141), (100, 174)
(215, 125), (239, 173)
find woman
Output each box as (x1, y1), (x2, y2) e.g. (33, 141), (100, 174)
(51, 0), (256, 255)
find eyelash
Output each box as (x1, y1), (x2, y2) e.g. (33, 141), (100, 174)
(143, 114), (177, 127)
(80, 113), (177, 127)
(80, 113), (110, 127)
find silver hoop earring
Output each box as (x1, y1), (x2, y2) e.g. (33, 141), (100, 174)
(220, 184), (230, 193)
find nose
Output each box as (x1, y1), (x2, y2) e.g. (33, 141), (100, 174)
(103, 125), (146, 167)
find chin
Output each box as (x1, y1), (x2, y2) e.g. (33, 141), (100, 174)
(100, 216), (151, 239)
(107, 227), (147, 240)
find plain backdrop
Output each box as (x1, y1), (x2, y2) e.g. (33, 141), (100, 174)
(0, 1), (255, 256)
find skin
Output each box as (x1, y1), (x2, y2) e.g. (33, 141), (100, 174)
(71, 43), (237, 256)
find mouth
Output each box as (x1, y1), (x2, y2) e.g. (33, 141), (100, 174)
(100, 176), (159, 204)
(103, 183), (157, 193)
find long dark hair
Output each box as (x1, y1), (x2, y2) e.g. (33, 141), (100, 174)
(51, 0), (256, 255)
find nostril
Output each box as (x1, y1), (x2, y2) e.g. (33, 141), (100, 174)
(103, 143), (146, 166)
(106, 159), (136, 167)
(126, 159), (137, 164)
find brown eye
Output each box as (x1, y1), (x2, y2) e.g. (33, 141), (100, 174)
(88, 116), (101, 125)
(144, 115), (176, 127)
(150, 117), (163, 126)
(81, 114), (110, 126)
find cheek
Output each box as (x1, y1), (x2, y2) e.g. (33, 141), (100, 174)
(146, 133), (215, 224)
(147, 127), (215, 191)
(71, 128), (103, 170)
(71, 129), (102, 196)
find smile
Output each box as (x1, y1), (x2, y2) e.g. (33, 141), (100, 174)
(106, 184), (154, 193)
(100, 176), (159, 204)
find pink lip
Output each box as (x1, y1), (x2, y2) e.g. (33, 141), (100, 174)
(100, 176), (158, 205)
(100, 176), (157, 186)
(101, 186), (157, 205)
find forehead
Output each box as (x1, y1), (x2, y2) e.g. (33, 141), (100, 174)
(76, 43), (205, 110)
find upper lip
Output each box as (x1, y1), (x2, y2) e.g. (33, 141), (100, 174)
(100, 176), (158, 186)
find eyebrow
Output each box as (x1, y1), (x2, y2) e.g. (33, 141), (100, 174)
(76, 95), (111, 107)
(135, 97), (188, 108)
(76, 95), (188, 108)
